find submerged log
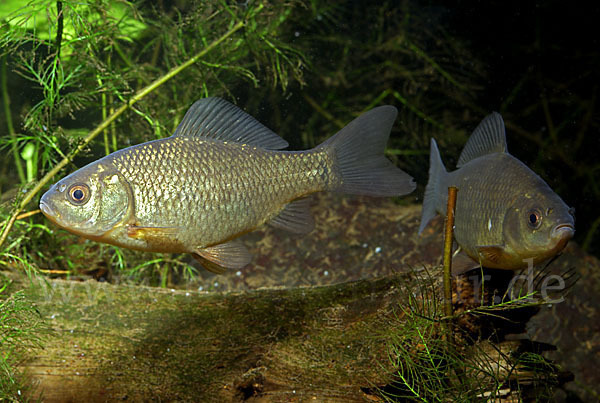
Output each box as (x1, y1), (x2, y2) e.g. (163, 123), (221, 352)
(13, 269), (432, 402)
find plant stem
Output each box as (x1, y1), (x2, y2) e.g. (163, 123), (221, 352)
(110, 98), (117, 152)
(443, 186), (458, 319)
(0, 19), (246, 251)
(302, 93), (345, 128)
(1, 56), (26, 184)
(97, 75), (109, 155)
(16, 210), (41, 220)
(406, 41), (467, 91)
(55, 1), (64, 60)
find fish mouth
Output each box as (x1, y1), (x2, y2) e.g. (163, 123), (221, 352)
(552, 223), (575, 240)
(39, 200), (63, 228)
(39, 200), (55, 219)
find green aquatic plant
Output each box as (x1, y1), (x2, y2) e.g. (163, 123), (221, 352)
(275, 0), (486, 162)
(19, 143), (36, 183)
(375, 266), (563, 401)
(0, 279), (46, 401)
(0, 0), (310, 280)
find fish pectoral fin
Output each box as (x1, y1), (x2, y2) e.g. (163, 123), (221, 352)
(269, 197), (315, 234)
(451, 251), (482, 276)
(476, 245), (507, 264)
(127, 225), (180, 239)
(193, 240), (251, 272)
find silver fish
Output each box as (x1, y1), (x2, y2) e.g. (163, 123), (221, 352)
(40, 98), (416, 272)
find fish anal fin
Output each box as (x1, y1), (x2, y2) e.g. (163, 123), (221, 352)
(269, 198), (314, 234)
(192, 254), (227, 274)
(193, 240), (251, 272)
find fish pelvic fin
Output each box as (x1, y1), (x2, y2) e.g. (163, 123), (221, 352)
(318, 106), (415, 197)
(192, 254), (228, 274)
(456, 112), (507, 167)
(418, 138), (447, 235)
(193, 240), (251, 272)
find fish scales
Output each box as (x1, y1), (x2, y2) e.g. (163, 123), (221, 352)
(109, 137), (334, 248)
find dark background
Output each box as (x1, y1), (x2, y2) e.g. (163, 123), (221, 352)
(438, 0), (599, 254)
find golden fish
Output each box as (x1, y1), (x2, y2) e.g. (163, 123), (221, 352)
(40, 97), (415, 272)
(419, 112), (575, 274)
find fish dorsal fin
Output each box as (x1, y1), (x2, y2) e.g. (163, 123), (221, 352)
(172, 97), (289, 150)
(456, 112), (508, 168)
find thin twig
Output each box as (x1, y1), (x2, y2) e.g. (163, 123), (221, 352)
(0, 19), (247, 250)
(443, 186), (458, 319)
(16, 210), (41, 220)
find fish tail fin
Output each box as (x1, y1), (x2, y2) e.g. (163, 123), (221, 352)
(318, 106), (415, 197)
(418, 138), (447, 234)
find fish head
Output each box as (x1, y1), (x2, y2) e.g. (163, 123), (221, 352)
(40, 161), (132, 239)
(502, 191), (575, 266)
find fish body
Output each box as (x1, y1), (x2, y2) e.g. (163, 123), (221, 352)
(419, 112), (574, 273)
(40, 97), (415, 272)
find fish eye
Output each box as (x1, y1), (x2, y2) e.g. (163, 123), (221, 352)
(67, 184), (90, 205)
(527, 209), (542, 229)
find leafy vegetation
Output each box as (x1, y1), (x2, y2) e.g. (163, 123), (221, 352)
(0, 277), (46, 401)
(377, 268), (564, 401)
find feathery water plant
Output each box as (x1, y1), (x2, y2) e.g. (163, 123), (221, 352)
(0, 0), (309, 280)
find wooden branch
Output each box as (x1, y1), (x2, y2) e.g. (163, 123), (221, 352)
(13, 269), (430, 402)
